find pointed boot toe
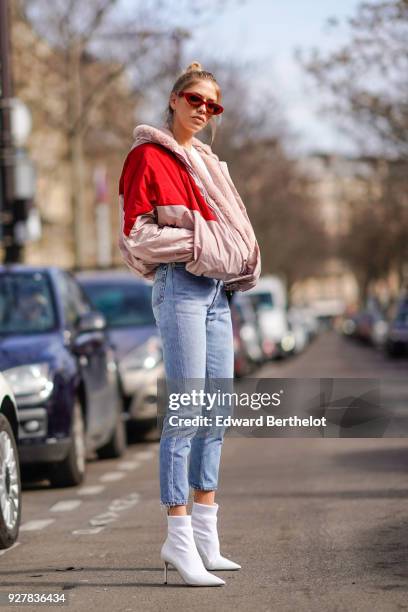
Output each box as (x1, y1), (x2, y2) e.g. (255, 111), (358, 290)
(206, 555), (241, 571)
(191, 502), (241, 572)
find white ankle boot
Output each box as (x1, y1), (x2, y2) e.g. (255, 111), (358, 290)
(191, 502), (241, 571)
(160, 514), (225, 586)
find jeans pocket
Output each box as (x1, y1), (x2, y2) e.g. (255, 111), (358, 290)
(152, 264), (169, 307)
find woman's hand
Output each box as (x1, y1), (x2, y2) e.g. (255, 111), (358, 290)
(224, 242), (261, 292)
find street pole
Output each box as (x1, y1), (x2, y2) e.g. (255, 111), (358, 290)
(0, 0), (21, 263)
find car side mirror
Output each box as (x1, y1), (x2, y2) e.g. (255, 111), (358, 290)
(76, 311), (107, 334)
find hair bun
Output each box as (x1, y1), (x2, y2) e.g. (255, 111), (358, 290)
(185, 61), (203, 73)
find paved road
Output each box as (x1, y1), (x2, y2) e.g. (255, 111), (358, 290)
(1, 331), (408, 611)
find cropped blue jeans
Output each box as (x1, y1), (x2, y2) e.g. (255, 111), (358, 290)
(152, 262), (234, 509)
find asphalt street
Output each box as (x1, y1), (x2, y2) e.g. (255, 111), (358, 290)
(1, 330), (408, 612)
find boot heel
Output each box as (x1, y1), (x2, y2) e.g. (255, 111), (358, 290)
(164, 560), (169, 584)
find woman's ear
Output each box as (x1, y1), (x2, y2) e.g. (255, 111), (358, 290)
(169, 92), (177, 111)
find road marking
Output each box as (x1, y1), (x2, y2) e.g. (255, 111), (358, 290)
(72, 527), (105, 535)
(99, 472), (125, 482)
(77, 485), (106, 496)
(89, 495), (140, 526)
(133, 450), (154, 461)
(117, 461), (141, 470)
(0, 542), (20, 556)
(109, 494), (140, 511)
(50, 500), (82, 512)
(20, 519), (55, 531)
(71, 492), (141, 535)
(90, 512), (118, 526)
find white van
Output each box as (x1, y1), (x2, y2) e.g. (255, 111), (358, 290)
(246, 276), (294, 358)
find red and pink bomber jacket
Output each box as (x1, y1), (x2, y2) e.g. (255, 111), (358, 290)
(118, 124), (261, 292)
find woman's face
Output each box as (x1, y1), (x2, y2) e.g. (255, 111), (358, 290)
(170, 79), (219, 136)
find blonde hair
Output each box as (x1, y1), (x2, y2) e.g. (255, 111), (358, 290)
(165, 61), (221, 145)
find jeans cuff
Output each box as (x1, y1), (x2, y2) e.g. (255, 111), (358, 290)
(190, 484), (218, 492)
(160, 500), (189, 509)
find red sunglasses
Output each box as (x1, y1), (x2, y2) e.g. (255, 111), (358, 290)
(178, 91), (224, 116)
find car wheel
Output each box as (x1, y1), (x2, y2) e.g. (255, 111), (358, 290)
(127, 418), (159, 442)
(0, 414), (22, 549)
(386, 342), (400, 358)
(96, 404), (127, 460)
(49, 399), (86, 488)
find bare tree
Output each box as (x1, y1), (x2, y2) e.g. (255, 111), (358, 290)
(297, 0), (408, 159)
(338, 158), (408, 301)
(298, 0), (408, 297)
(12, 0), (228, 267)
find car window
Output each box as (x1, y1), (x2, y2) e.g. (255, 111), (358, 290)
(0, 272), (57, 334)
(65, 274), (92, 315)
(250, 293), (274, 310)
(55, 272), (91, 328)
(396, 309), (408, 325)
(79, 282), (155, 328)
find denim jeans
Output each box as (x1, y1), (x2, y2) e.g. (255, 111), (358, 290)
(152, 262), (234, 508)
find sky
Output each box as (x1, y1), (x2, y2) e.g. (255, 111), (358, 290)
(119, 0), (364, 154)
(179, 0), (363, 155)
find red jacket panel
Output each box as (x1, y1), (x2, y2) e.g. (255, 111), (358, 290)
(119, 143), (217, 237)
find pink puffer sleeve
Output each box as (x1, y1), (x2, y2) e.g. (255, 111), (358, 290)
(223, 241), (262, 291)
(119, 146), (195, 266)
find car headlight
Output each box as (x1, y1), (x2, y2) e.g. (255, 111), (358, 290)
(120, 337), (163, 372)
(3, 363), (54, 404)
(374, 321), (388, 335)
(281, 333), (295, 352)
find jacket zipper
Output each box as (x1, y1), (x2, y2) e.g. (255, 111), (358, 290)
(171, 149), (247, 274)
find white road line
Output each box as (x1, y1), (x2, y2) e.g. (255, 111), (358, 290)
(109, 495), (140, 512)
(0, 542), (20, 556)
(72, 527), (105, 535)
(89, 495), (140, 526)
(50, 500), (82, 512)
(20, 519), (55, 531)
(117, 461), (141, 470)
(70, 492), (141, 536)
(77, 485), (106, 496)
(133, 450), (154, 461)
(89, 513), (118, 526)
(99, 472), (125, 482)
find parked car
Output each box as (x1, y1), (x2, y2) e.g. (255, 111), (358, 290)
(294, 306), (319, 343)
(287, 307), (308, 354)
(76, 270), (164, 431)
(246, 276), (292, 359)
(231, 293), (264, 366)
(385, 294), (408, 357)
(230, 302), (252, 378)
(0, 266), (126, 487)
(344, 297), (388, 347)
(0, 372), (21, 548)
(311, 298), (346, 330)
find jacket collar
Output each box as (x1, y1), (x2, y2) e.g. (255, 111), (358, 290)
(132, 123), (216, 161)
(131, 124), (220, 203)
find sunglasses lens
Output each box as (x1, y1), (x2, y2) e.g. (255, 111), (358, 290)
(186, 94), (203, 106)
(207, 103), (222, 115)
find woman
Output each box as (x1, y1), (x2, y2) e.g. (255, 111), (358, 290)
(118, 62), (261, 586)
